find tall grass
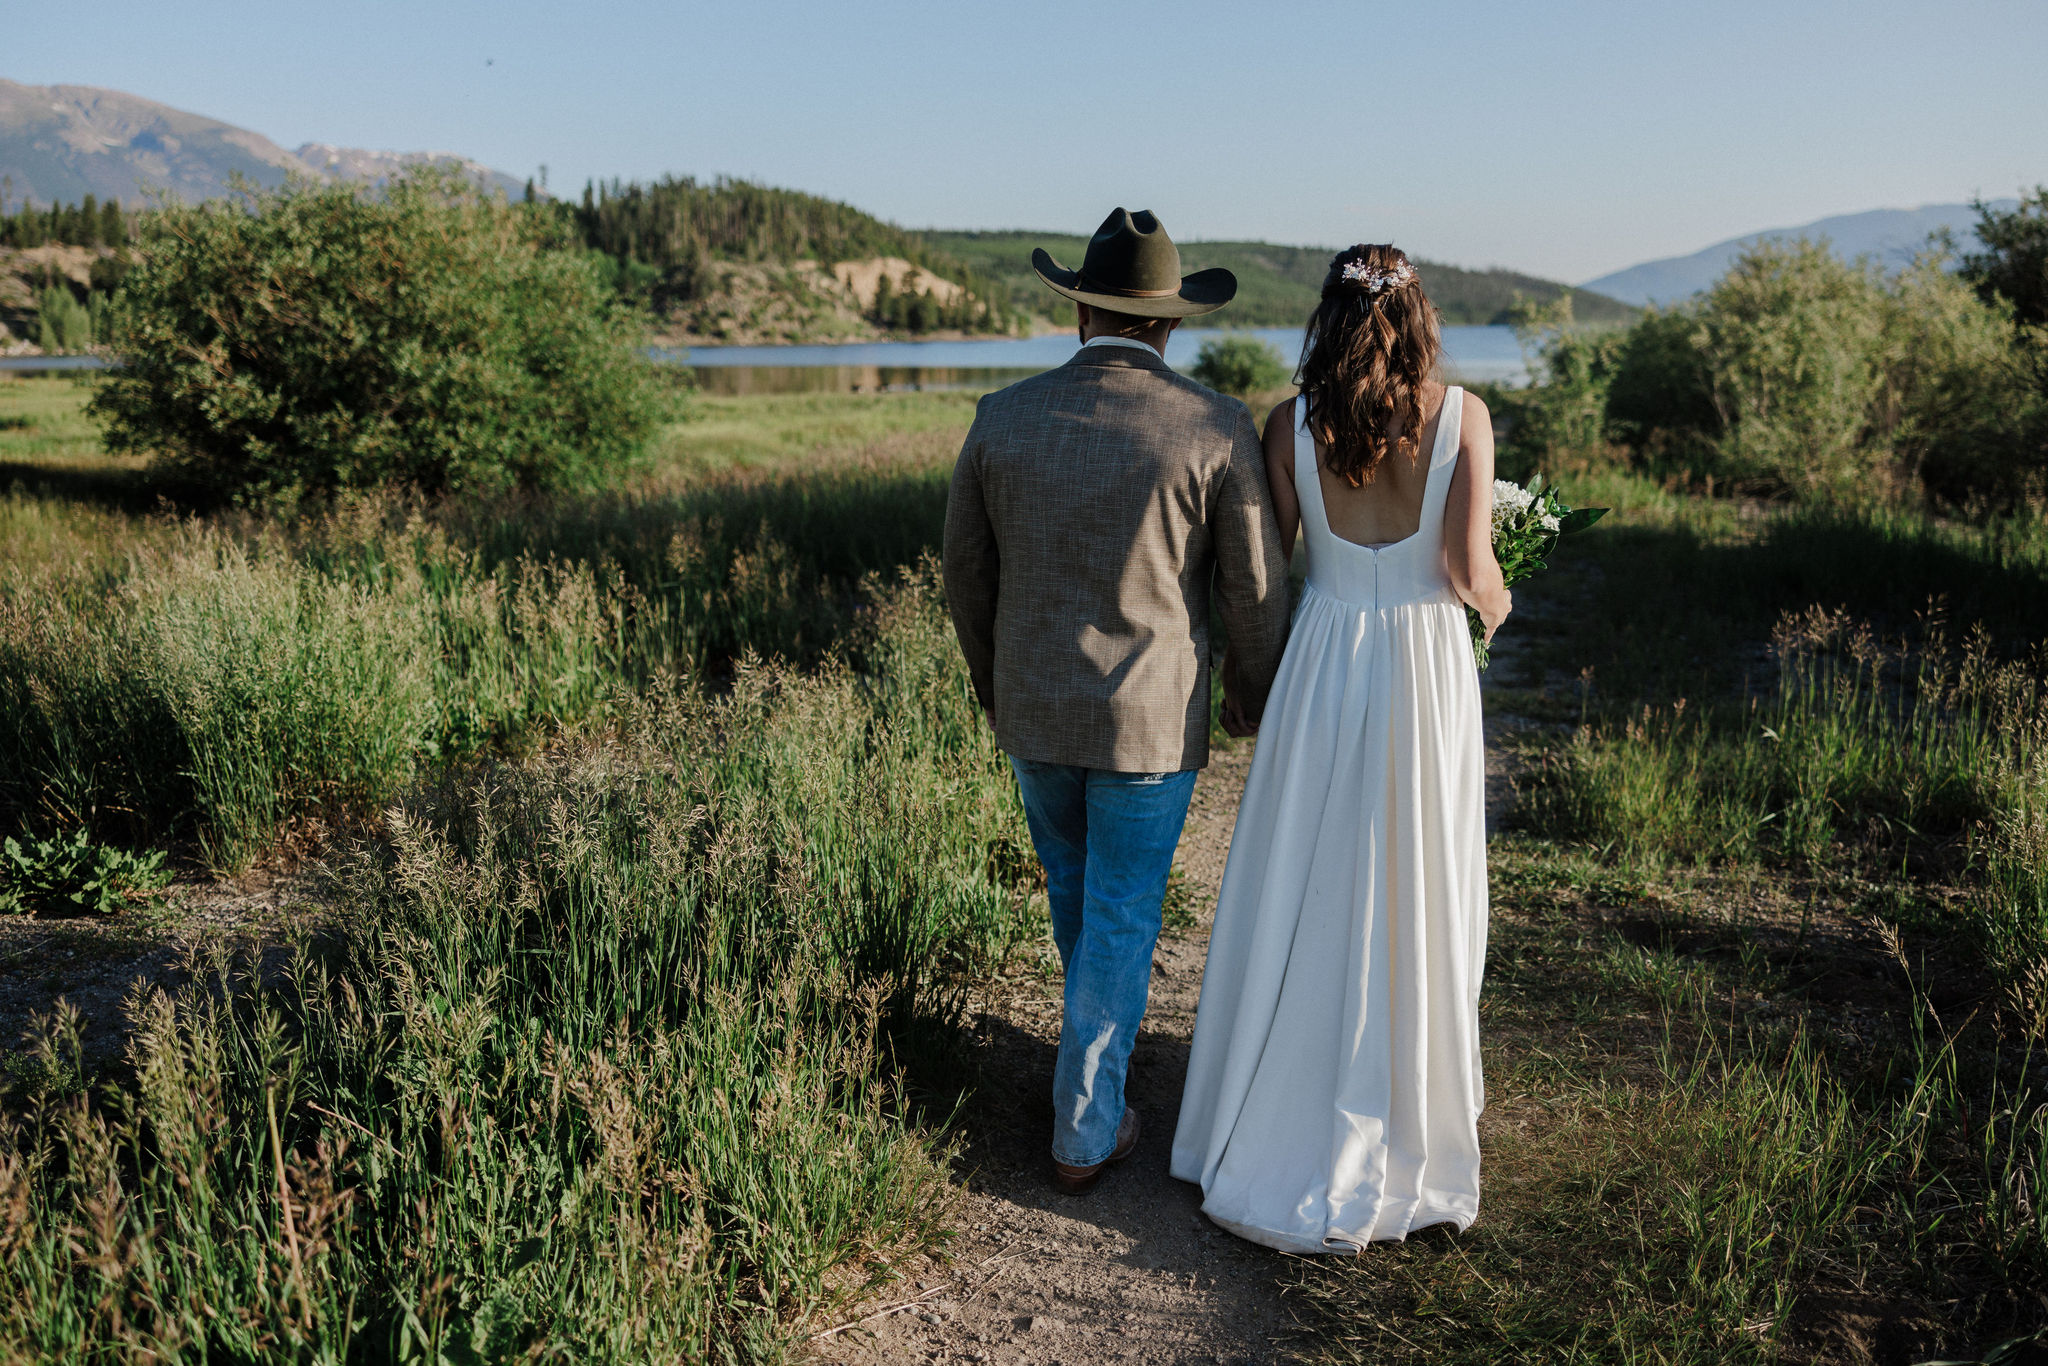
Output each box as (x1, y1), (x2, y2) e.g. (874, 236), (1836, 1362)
(0, 406), (959, 869)
(1521, 606), (2048, 1003)
(1293, 842), (2048, 1363)
(0, 565), (1033, 1362)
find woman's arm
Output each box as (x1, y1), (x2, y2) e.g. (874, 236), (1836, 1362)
(1261, 399), (1300, 563)
(1444, 390), (1512, 641)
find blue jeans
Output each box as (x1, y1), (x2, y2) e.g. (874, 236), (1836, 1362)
(1009, 757), (1198, 1167)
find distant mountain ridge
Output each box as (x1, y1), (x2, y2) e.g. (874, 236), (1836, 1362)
(1580, 202), (2017, 306)
(0, 78), (527, 207)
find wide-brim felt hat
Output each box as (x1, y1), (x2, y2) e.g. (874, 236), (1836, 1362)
(1032, 208), (1236, 318)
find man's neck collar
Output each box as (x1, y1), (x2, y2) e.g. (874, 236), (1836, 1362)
(1081, 334), (1168, 359)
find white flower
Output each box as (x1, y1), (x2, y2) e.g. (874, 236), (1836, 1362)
(1339, 259), (1416, 294)
(1540, 512), (1562, 532)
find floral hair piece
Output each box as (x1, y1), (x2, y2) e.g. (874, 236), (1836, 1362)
(1339, 257), (1415, 295)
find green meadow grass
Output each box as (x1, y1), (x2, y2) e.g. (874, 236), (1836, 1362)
(0, 374), (2043, 1360)
(0, 377), (970, 869)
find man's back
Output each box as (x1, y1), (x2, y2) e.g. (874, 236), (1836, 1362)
(943, 343), (1291, 773)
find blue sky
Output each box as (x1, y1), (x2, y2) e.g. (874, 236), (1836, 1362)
(7, 0), (2044, 281)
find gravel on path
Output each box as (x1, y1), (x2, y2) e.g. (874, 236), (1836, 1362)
(813, 743), (1305, 1366)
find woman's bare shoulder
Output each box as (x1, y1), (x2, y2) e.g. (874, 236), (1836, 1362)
(1262, 397), (1298, 438)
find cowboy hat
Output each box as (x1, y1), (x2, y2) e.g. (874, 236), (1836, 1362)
(1032, 208), (1236, 318)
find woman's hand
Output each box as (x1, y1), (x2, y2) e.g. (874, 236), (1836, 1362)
(1477, 588), (1512, 644)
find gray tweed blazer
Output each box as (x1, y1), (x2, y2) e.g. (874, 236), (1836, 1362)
(943, 345), (1292, 773)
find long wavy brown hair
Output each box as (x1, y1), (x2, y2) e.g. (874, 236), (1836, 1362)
(1296, 244), (1443, 486)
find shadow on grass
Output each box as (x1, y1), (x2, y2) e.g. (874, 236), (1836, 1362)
(1527, 501), (2048, 704)
(0, 459), (185, 514)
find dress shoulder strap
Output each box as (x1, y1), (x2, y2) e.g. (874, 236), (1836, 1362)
(1418, 387), (1465, 536)
(1292, 395), (1325, 535)
(1428, 386), (1464, 473)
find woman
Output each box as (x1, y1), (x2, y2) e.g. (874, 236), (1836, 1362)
(1170, 245), (1510, 1252)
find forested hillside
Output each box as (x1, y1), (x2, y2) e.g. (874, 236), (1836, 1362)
(926, 230), (1638, 328)
(554, 178), (1017, 340)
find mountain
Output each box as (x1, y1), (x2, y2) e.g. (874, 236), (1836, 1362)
(925, 231), (1637, 329)
(0, 78), (527, 207)
(290, 142), (525, 201)
(1580, 202), (2016, 306)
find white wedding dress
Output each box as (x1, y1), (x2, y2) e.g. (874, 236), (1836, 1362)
(1170, 390), (1488, 1253)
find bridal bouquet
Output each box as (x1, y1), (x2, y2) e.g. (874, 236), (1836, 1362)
(1471, 474), (1606, 670)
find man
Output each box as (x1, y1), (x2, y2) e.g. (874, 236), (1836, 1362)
(942, 208), (1292, 1195)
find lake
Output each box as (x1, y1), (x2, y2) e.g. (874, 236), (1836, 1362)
(3, 325), (1529, 392)
(662, 324), (1528, 395)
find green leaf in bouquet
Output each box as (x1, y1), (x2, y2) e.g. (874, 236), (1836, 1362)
(1556, 506), (1609, 534)
(1526, 471), (1545, 497)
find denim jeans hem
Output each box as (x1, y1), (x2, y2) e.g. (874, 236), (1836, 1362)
(1051, 1122), (1121, 1168)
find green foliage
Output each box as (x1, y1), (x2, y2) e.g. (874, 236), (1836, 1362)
(1492, 294), (1629, 478)
(0, 828), (168, 916)
(88, 171), (669, 504)
(560, 177), (1013, 332)
(1692, 240), (1890, 497)
(0, 567), (1035, 1362)
(1188, 334), (1289, 395)
(1962, 187), (2048, 327)
(1513, 237), (2048, 513)
(0, 192), (131, 249)
(1602, 305), (1719, 463)
(32, 282), (92, 353)
(0, 411), (957, 868)
(925, 230), (1640, 329)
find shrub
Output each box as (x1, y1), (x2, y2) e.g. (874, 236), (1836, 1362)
(1189, 334), (1290, 396)
(1494, 295), (1628, 478)
(1879, 257), (2047, 511)
(1962, 187), (2048, 328)
(90, 171), (669, 505)
(1690, 239), (1890, 498)
(0, 829), (169, 916)
(1603, 306), (1719, 474)
(1544, 236), (2046, 512)
(34, 284), (92, 354)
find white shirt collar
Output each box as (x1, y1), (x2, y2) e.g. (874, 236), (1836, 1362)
(1081, 334), (1165, 359)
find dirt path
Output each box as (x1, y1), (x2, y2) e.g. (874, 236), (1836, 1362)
(813, 742), (1298, 1366)
(812, 696), (1535, 1366)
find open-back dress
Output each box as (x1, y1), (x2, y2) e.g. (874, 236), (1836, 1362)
(1169, 389), (1489, 1252)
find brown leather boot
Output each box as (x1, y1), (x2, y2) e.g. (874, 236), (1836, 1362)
(1051, 1107), (1141, 1195)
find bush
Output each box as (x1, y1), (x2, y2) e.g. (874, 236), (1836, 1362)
(1494, 295), (1628, 478)
(90, 171), (669, 505)
(1690, 239), (1890, 498)
(1536, 236), (2047, 512)
(1189, 334), (1290, 396)
(1603, 306), (1719, 472)
(1962, 187), (2048, 328)
(0, 829), (168, 916)
(34, 284), (92, 354)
